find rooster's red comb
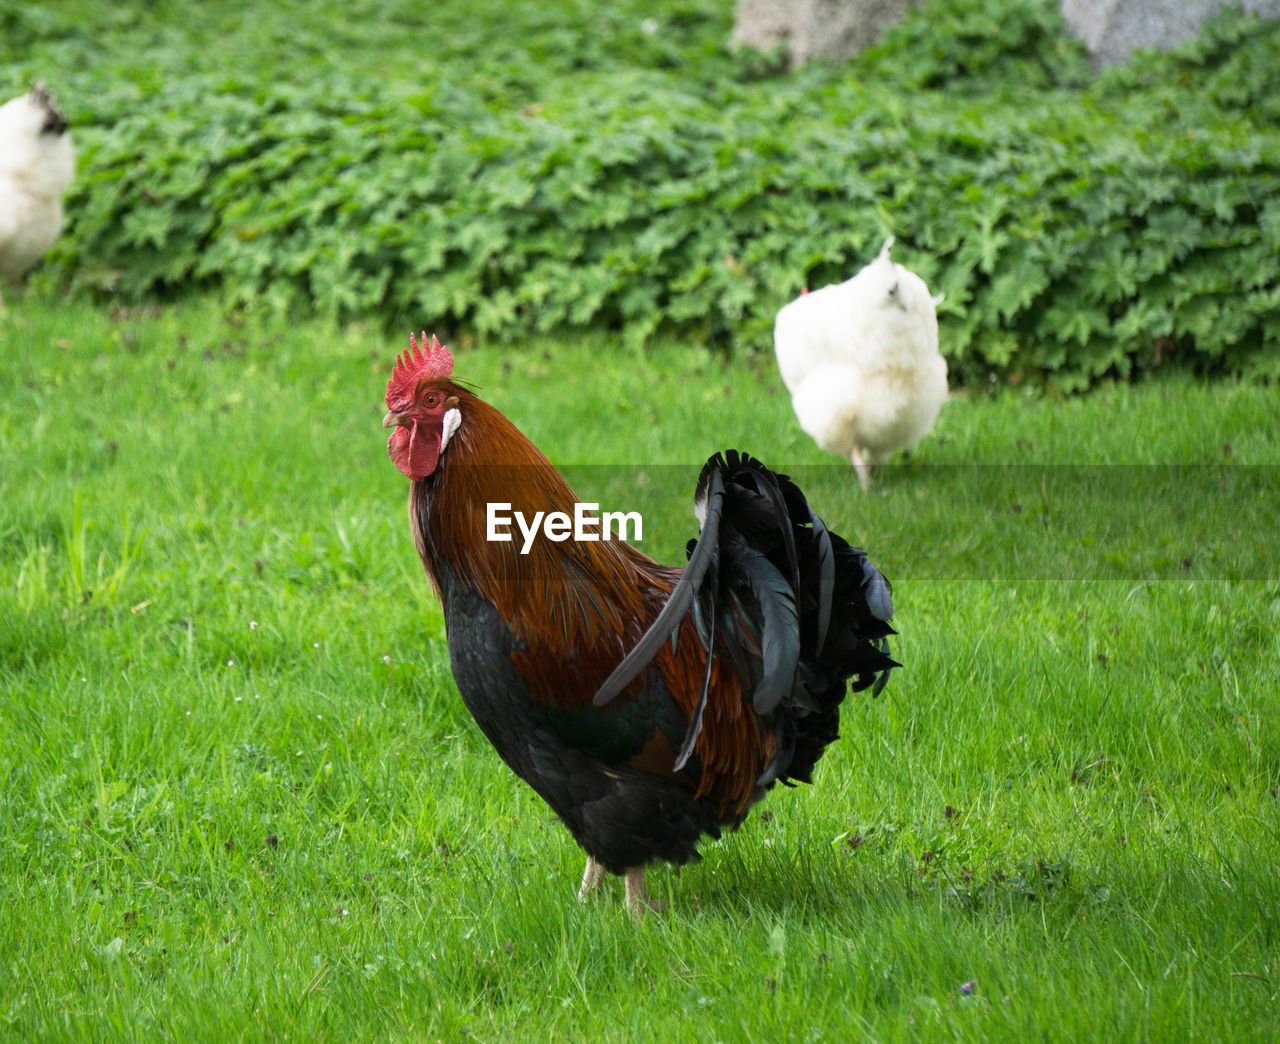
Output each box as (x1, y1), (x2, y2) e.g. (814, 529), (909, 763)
(386, 331), (454, 409)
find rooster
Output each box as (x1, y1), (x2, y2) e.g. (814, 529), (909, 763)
(0, 83), (75, 286)
(383, 333), (897, 915)
(774, 237), (947, 490)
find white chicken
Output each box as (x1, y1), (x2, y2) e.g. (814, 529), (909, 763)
(0, 83), (75, 285)
(774, 237), (947, 490)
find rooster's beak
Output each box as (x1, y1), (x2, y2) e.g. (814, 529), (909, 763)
(382, 410), (408, 429)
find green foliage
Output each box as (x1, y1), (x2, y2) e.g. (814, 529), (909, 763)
(5, 0), (1279, 388)
(861, 0), (1093, 90)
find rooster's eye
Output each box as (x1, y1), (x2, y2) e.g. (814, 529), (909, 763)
(424, 393), (438, 407)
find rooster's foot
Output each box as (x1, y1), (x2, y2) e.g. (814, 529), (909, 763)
(578, 856), (606, 902)
(624, 866), (668, 917)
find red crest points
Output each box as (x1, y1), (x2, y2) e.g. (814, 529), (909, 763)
(386, 331), (454, 410)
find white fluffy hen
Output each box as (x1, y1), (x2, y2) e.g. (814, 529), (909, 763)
(0, 83), (75, 283)
(774, 237), (947, 490)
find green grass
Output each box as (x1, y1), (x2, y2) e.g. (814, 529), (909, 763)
(2, 289), (1278, 1039)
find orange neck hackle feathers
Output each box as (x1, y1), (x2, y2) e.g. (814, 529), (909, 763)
(386, 331), (455, 412)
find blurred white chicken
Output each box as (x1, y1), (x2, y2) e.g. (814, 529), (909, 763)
(0, 83), (75, 285)
(774, 237), (947, 490)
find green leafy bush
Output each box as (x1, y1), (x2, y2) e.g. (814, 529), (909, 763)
(6, 0), (1279, 387)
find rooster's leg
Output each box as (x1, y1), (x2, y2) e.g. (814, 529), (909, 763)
(623, 867), (668, 917)
(578, 856), (606, 902)
(851, 446), (872, 491)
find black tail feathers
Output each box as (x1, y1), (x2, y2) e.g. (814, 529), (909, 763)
(696, 452), (899, 786)
(592, 450), (899, 791)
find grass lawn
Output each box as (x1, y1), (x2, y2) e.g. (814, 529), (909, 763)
(2, 289), (1278, 1040)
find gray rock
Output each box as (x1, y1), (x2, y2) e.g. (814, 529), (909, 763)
(730, 0), (923, 67)
(728, 0), (792, 54)
(1061, 0), (1280, 66)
